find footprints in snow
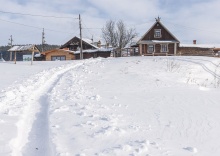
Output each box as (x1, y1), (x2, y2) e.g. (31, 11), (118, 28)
(100, 139), (172, 156)
(183, 147), (198, 153)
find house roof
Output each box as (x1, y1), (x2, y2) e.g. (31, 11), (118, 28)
(8, 45), (40, 52)
(137, 20), (180, 44)
(36, 44), (60, 52)
(214, 48), (220, 51)
(60, 36), (99, 49)
(41, 48), (75, 55)
(74, 48), (113, 54)
(180, 44), (220, 48)
(139, 40), (179, 44)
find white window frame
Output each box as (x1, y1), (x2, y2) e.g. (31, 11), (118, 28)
(148, 44), (155, 53)
(154, 29), (161, 38)
(160, 44), (169, 52)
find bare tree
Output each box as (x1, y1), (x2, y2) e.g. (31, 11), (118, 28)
(102, 19), (137, 56)
(102, 20), (117, 48)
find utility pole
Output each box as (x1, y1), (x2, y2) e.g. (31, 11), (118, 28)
(8, 35), (13, 61)
(42, 28), (46, 52)
(79, 14), (83, 60)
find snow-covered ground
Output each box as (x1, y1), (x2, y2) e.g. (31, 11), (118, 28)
(0, 56), (220, 156)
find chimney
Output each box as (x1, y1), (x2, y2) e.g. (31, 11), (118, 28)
(97, 40), (101, 48)
(193, 40), (196, 44)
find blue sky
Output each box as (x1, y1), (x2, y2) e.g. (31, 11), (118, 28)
(0, 0), (220, 46)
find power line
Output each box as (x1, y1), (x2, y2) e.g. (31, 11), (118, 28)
(0, 18), (74, 34)
(81, 21), (102, 41)
(0, 10), (77, 19)
(82, 22), (93, 37)
(163, 20), (220, 35)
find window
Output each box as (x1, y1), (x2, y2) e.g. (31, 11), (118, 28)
(161, 44), (168, 52)
(154, 29), (161, 38)
(93, 53), (97, 58)
(148, 45), (154, 53)
(51, 56), (66, 61)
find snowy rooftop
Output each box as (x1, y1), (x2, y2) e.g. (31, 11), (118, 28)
(138, 40), (179, 44)
(8, 45), (39, 52)
(180, 44), (220, 48)
(74, 48), (113, 54)
(82, 38), (99, 49)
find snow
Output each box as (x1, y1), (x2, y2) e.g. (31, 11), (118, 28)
(0, 58), (5, 62)
(0, 56), (220, 156)
(180, 43), (220, 48)
(74, 48), (113, 54)
(139, 40), (178, 44)
(8, 45), (36, 52)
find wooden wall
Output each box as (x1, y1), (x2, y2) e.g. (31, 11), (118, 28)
(75, 51), (111, 60)
(45, 50), (75, 61)
(142, 22), (176, 41)
(178, 47), (214, 56)
(141, 43), (175, 55)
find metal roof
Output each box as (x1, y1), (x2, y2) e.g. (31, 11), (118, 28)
(8, 45), (40, 52)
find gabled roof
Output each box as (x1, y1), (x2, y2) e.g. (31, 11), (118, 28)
(60, 36), (98, 49)
(8, 45), (40, 52)
(137, 20), (180, 44)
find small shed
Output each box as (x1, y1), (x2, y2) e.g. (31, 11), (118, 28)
(8, 45), (40, 64)
(178, 44), (215, 56)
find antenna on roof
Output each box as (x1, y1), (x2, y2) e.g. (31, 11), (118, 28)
(155, 16), (161, 22)
(91, 35), (93, 44)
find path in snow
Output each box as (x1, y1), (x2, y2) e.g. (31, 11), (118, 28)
(0, 61), (85, 156)
(20, 66), (80, 156)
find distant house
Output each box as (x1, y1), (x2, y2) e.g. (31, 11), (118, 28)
(137, 17), (180, 56)
(41, 49), (75, 61)
(60, 36), (99, 51)
(178, 41), (215, 56)
(42, 36), (111, 61)
(121, 42), (139, 57)
(8, 45), (40, 62)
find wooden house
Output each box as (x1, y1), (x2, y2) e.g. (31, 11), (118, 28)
(178, 43), (215, 56)
(42, 36), (111, 61)
(137, 17), (180, 56)
(8, 45), (40, 64)
(74, 49), (111, 59)
(42, 36), (98, 61)
(41, 49), (75, 61)
(60, 36), (98, 51)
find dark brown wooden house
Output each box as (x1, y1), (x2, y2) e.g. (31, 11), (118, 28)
(137, 17), (180, 56)
(60, 36), (98, 51)
(74, 49), (111, 59)
(60, 36), (111, 60)
(42, 36), (111, 61)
